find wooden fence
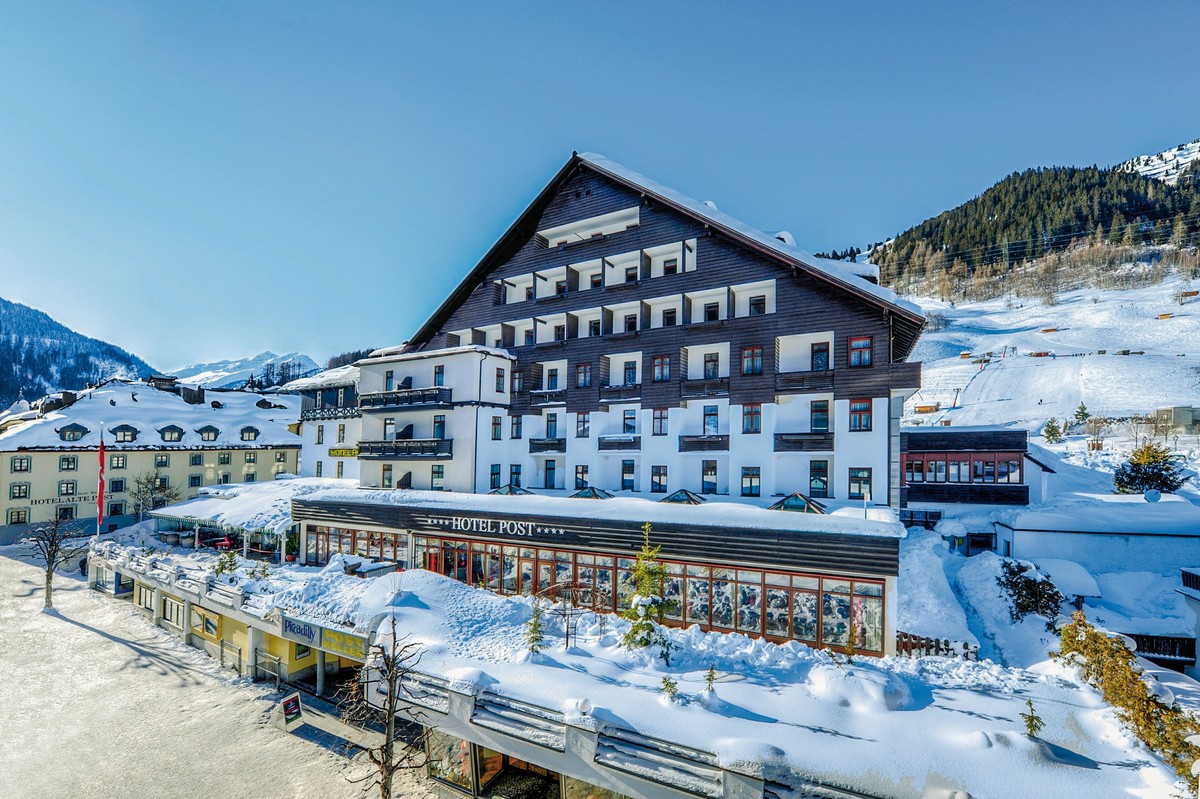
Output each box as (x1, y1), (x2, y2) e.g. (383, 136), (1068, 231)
(895, 631), (979, 661)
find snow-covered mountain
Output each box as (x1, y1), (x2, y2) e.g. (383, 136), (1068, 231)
(171, 351), (320, 388)
(1119, 137), (1200, 185)
(0, 296), (154, 408)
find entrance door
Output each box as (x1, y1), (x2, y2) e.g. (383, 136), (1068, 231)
(518, 559), (536, 595)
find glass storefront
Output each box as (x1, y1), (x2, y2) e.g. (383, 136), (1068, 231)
(305, 525), (408, 568)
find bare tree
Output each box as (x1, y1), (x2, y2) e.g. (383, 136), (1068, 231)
(130, 468), (182, 521)
(339, 616), (427, 798)
(27, 513), (88, 609)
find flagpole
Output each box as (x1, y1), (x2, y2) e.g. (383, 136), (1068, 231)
(95, 423), (106, 542)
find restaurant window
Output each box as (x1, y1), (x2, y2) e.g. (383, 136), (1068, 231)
(849, 399), (872, 431)
(652, 408), (668, 436)
(621, 460), (635, 491)
(510, 416), (523, 439)
(741, 346), (763, 375)
(810, 400), (829, 433)
(701, 460), (717, 494)
(491, 416), (502, 440)
(576, 412), (590, 438)
(810, 460), (829, 498)
(433, 365), (445, 386)
(848, 467), (872, 500)
(849, 336), (873, 367)
(812, 341), (830, 371)
(703, 405), (719, 434)
(425, 729), (472, 791)
(489, 464), (501, 490)
(652, 355), (670, 382)
(651, 465), (668, 493)
(510, 464), (522, 487)
(742, 403), (762, 434)
(431, 465), (445, 491)
(741, 466), (761, 497)
(494, 367), (505, 393)
(576, 363), (591, 387)
(575, 464), (589, 490)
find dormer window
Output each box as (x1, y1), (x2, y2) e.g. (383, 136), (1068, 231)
(57, 423), (89, 442)
(159, 425), (184, 443)
(196, 425), (220, 442)
(240, 427), (259, 442)
(113, 425), (139, 443)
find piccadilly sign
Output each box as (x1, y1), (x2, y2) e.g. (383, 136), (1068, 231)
(281, 614), (368, 659)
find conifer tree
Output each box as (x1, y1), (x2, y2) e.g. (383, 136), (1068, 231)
(1020, 699), (1044, 738)
(621, 522), (674, 664)
(526, 600), (546, 654)
(1113, 441), (1186, 494)
(1073, 402), (1090, 425)
(1042, 418), (1063, 444)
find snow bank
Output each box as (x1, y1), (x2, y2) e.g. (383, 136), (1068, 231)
(897, 529), (977, 644)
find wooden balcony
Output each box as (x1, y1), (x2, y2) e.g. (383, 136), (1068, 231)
(359, 387), (453, 411)
(358, 439), (453, 459)
(599, 383), (641, 403)
(678, 434), (729, 452)
(529, 389), (566, 406)
(773, 432), (835, 452)
(300, 405), (361, 421)
(680, 377), (729, 398)
(529, 438), (567, 454)
(598, 435), (641, 451)
(774, 370), (834, 393)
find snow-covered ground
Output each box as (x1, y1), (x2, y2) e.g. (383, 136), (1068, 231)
(0, 543), (430, 799)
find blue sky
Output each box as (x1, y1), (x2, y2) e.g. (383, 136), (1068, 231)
(1, 2), (1197, 370)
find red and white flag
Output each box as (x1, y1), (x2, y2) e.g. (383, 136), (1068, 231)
(96, 430), (106, 534)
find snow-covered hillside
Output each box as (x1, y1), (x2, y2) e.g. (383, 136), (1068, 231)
(906, 273), (1200, 431)
(1120, 137), (1200, 185)
(171, 351), (319, 388)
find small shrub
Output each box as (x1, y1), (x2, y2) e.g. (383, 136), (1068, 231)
(1020, 699), (1044, 738)
(213, 551), (239, 576)
(704, 664), (717, 693)
(526, 602), (545, 654)
(998, 560), (1064, 626)
(660, 676), (678, 699)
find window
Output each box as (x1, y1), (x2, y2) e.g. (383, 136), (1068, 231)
(242, 451), (255, 464)
(703, 353), (720, 380)
(663, 257), (678, 275)
(576, 413), (590, 438)
(623, 360), (637, 385)
(810, 460), (829, 498)
(189, 453), (203, 467)
(433, 415), (446, 440)
(10, 456), (31, 472)
(489, 464), (501, 490)
(109, 478), (126, 493)
(10, 483), (28, 499)
(748, 295), (767, 316)
(622, 409), (637, 434)
(431, 465), (444, 491)
(115, 428), (137, 443)
(7, 509), (28, 525)
(651, 465), (668, 493)
(218, 452), (231, 465)
(652, 355), (670, 382)
(336, 388), (346, 408)
(742, 403), (762, 434)
(337, 424), (346, 443)
(624, 314), (637, 333)
(849, 336), (873, 368)
(510, 416), (523, 439)
(315, 425), (324, 445)
(590, 272), (603, 289)
(576, 363), (591, 387)
(385, 370), (394, 391)
(108, 501), (125, 517)
(588, 319), (601, 337)
(810, 400), (829, 433)
(189, 474), (202, 488)
(382, 464), (393, 488)
(199, 426), (219, 442)
(60, 456), (78, 472)
(511, 370), (523, 393)
(160, 427), (182, 443)
(240, 427), (259, 441)
(154, 454), (170, 468)
(701, 460), (717, 494)
(662, 308), (677, 326)
(703, 405), (719, 435)
(156, 476), (170, 491)
(741, 346), (763, 375)
(703, 302), (720, 322)
(315, 462), (323, 478)
(510, 464), (522, 487)
(433, 365), (445, 386)
(109, 454), (126, 469)
(849, 467), (872, 500)
(652, 408), (668, 436)
(335, 461), (344, 479)
(555, 279), (567, 296)
(491, 416), (502, 440)
(625, 266), (638, 283)
(60, 427), (85, 442)
(58, 480), (76, 497)
(544, 460), (557, 489)
(554, 324), (566, 341)
(161, 596), (185, 629)
(741, 467), (761, 497)
(849, 399), (872, 431)
(384, 417), (397, 441)
(495, 368), (505, 393)
(275, 451), (287, 463)
(575, 464), (589, 489)
(525, 286), (534, 301)
(546, 369), (559, 390)
(524, 329), (535, 345)
(621, 460), (635, 491)
(57, 506), (75, 521)
(545, 413), (558, 439)
(220, 472), (231, 484)
(812, 342), (830, 371)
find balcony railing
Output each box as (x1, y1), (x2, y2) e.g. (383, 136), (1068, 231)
(529, 389), (566, 405)
(678, 435), (729, 452)
(528, 438), (566, 454)
(773, 432), (835, 452)
(300, 405), (361, 421)
(775, 369), (835, 392)
(358, 439), (453, 459)
(598, 435), (641, 451)
(680, 377), (729, 398)
(599, 383), (641, 403)
(359, 387), (453, 411)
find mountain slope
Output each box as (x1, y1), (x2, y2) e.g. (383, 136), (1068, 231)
(1121, 137), (1200, 186)
(0, 296), (154, 407)
(171, 351), (319, 388)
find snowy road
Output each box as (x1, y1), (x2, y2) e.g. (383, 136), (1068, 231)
(0, 546), (429, 799)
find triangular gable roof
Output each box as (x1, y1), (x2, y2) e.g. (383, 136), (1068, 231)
(405, 153), (925, 355)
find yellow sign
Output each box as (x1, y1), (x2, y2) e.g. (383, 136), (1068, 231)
(321, 628), (368, 660)
(328, 448), (359, 458)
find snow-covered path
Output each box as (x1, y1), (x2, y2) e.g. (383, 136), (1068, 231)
(0, 546), (425, 799)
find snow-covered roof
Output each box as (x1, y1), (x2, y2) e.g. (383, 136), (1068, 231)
(302, 487), (905, 538)
(1028, 558), (1100, 597)
(902, 424), (1021, 434)
(149, 477), (357, 534)
(280, 364), (358, 392)
(362, 343), (515, 362)
(578, 153), (924, 320)
(0, 382), (301, 451)
(995, 493), (1200, 536)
